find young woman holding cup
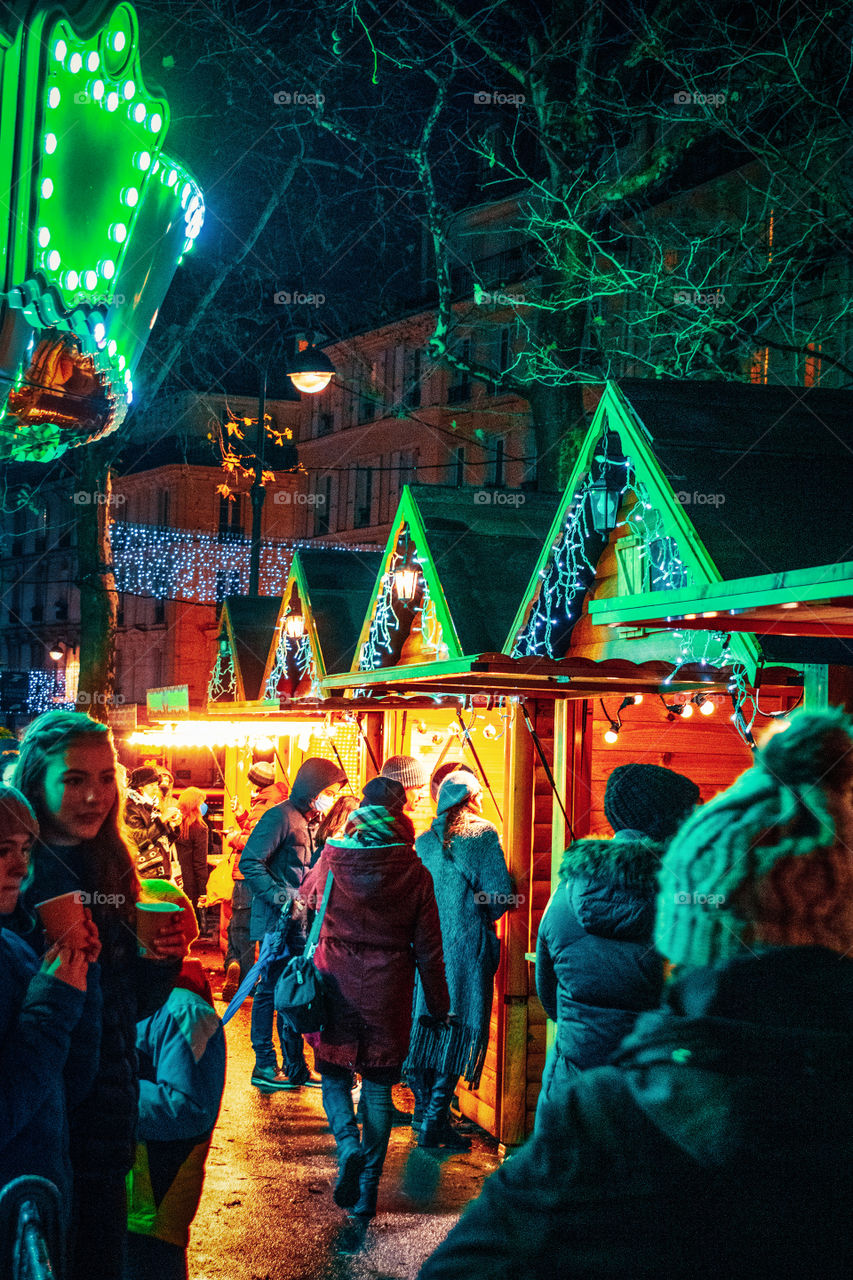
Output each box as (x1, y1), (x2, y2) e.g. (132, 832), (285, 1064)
(12, 711), (187, 1280)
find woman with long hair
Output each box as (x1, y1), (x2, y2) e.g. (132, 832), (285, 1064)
(300, 776), (449, 1251)
(408, 770), (512, 1150)
(315, 792), (359, 852)
(12, 710), (186, 1280)
(174, 787), (209, 922)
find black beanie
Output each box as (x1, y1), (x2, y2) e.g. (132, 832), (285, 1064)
(130, 766), (162, 790)
(362, 776), (407, 815)
(604, 763), (700, 843)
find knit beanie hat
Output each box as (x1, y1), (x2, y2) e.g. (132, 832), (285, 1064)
(604, 763), (700, 842)
(362, 776), (407, 815)
(656, 707), (853, 968)
(436, 770), (482, 817)
(130, 765), (162, 791)
(380, 754), (428, 790)
(247, 761), (276, 788)
(430, 760), (477, 803)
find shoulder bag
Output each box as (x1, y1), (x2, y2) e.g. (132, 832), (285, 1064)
(273, 872), (334, 1033)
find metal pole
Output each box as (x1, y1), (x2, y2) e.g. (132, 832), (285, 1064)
(248, 358), (268, 597)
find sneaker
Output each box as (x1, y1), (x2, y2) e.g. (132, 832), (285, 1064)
(333, 1146), (366, 1208)
(251, 1065), (302, 1091)
(221, 962), (241, 1003)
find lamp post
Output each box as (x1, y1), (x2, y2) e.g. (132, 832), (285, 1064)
(248, 342), (335, 597)
(49, 643), (63, 703)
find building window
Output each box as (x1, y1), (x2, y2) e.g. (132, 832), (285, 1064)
(488, 438), (505, 488)
(154, 597), (165, 625)
(749, 347), (769, 385)
(450, 446), (465, 486)
(804, 343), (822, 387)
(158, 489), (171, 526)
(317, 411), (334, 437)
(314, 475), (332, 536)
(218, 493), (243, 540)
(403, 348), (422, 409)
(447, 339), (472, 404)
(354, 467), (374, 528)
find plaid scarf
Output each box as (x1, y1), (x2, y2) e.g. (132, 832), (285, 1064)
(327, 804), (414, 850)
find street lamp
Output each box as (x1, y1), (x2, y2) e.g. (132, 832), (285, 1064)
(48, 643), (64, 703)
(249, 340), (336, 596)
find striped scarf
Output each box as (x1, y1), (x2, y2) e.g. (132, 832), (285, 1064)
(327, 804), (414, 849)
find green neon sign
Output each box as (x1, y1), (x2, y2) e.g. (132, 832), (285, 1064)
(0, 2), (203, 461)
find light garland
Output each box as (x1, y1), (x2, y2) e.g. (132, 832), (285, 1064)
(111, 523), (377, 602)
(359, 564), (403, 670)
(264, 614), (322, 702)
(128, 719), (329, 749)
(27, 670), (74, 715)
(207, 640), (237, 704)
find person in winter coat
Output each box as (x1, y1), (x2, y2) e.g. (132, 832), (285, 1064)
(125, 766), (179, 881)
(0, 786), (102, 1267)
(420, 708), (853, 1280)
(12, 712), (186, 1280)
(239, 756), (345, 1090)
(301, 777), (449, 1250)
(408, 771), (512, 1150)
(220, 764), (289, 1000)
(173, 788), (209, 924)
(533, 763), (698, 1131)
(126, 881), (226, 1280)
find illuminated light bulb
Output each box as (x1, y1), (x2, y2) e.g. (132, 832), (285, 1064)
(181, 182), (192, 206)
(62, 269), (79, 290)
(118, 355), (126, 370)
(110, 222), (127, 242)
(48, 87), (61, 108)
(106, 91), (119, 111)
(133, 103), (146, 124)
(91, 79), (104, 100)
(604, 727), (619, 744)
(149, 112), (163, 133)
(134, 150), (151, 171)
(41, 177), (54, 198)
(37, 226), (50, 247)
(122, 79), (135, 99)
(112, 31), (127, 52)
(93, 322), (106, 343)
(54, 39), (67, 61)
(87, 51), (100, 71)
(69, 52), (82, 73)
(700, 698), (715, 716)
(680, 701), (694, 718)
(83, 269), (97, 290)
(124, 369), (132, 383)
(46, 249), (61, 271)
(127, 390), (133, 404)
(122, 186), (139, 206)
(44, 133), (57, 154)
(107, 340), (118, 356)
(632, 694), (643, 705)
(100, 259), (115, 279)
(167, 169), (178, 186)
(290, 370), (333, 394)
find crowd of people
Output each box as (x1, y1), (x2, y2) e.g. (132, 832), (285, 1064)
(2, 704), (853, 1277)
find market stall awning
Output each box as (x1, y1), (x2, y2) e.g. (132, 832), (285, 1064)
(207, 596), (280, 704)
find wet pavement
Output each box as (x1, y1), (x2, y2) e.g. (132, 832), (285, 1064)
(188, 942), (502, 1280)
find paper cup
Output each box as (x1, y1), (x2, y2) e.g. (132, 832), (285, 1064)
(36, 891), (88, 946)
(136, 902), (182, 957)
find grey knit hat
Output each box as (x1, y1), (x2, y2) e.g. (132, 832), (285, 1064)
(436, 770), (482, 816)
(247, 761), (275, 787)
(380, 754), (428, 790)
(656, 708), (853, 968)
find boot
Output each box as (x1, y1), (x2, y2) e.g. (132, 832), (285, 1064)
(418, 1071), (470, 1150)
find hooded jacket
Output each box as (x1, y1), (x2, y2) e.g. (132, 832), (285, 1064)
(535, 832), (665, 1070)
(301, 808), (449, 1071)
(420, 946), (853, 1280)
(239, 758), (346, 942)
(228, 781), (290, 879)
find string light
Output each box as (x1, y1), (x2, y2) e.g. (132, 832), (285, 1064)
(129, 720), (328, 749)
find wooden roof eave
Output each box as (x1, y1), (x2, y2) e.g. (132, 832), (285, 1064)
(588, 560), (853, 639)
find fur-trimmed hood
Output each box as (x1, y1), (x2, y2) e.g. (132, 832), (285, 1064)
(560, 832), (663, 941)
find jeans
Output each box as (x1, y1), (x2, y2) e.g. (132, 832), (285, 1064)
(225, 881), (254, 980)
(249, 954), (307, 1077)
(321, 1069), (395, 1218)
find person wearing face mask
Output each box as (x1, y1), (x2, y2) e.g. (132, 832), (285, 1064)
(173, 789), (209, 926)
(239, 757), (346, 1090)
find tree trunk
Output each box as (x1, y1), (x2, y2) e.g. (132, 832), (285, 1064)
(73, 442), (118, 722)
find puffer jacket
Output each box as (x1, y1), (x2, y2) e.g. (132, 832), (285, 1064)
(302, 837), (449, 1071)
(420, 946), (853, 1280)
(535, 831), (664, 1070)
(239, 758), (345, 942)
(228, 781), (290, 880)
(18, 842), (179, 1177)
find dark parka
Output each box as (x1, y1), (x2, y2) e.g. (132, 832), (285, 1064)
(302, 840), (449, 1072)
(536, 831), (665, 1070)
(17, 843), (179, 1177)
(420, 946), (853, 1280)
(239, 758), (346, 944)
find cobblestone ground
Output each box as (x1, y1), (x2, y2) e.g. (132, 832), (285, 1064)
(188, 941), (502, 1280)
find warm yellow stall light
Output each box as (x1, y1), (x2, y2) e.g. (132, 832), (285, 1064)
(128, 719), (328, 749)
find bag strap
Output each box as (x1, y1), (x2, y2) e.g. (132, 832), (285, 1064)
(305, 871), (334, 959)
